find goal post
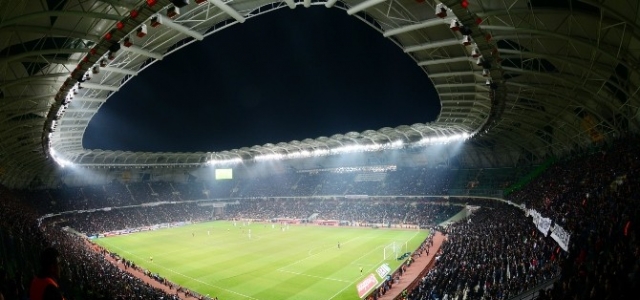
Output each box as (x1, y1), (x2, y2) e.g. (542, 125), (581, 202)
(383, 241), (409, 260)
(383, 242), (398, 260)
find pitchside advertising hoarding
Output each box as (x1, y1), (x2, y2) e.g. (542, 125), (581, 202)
(375, 263), (391, 279)
(357, 263), (391, 297)
(356, 274), (379, 298)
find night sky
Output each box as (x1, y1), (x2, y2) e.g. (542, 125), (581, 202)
(83, 6), (440, 153)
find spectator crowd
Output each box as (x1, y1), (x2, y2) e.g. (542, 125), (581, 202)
(19, 167), (455, 215)
(409, 204), (561, 300)
(1, 136), (639, 300)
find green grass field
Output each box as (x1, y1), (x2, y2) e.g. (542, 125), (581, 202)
(94, 221), (428, 300)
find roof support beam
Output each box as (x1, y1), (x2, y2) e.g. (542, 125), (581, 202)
(0, 73), (68, 89)
(207, 0), (246, 23)
(497, 48), (628, 98)
(57, 131), (83, 137)
(72, 96), (108, 103)
(418, 57), (472, 66)
(481, 25), (639, 74)
(0, 94), (56, 107)
(325, 0), (339, 8)
(0, 25), (101, 41)
(383, 18), (444, 37)
(440, 92), (491, 100)
(441, 99), (491, 110)
(434, 82), (484, 89)
(79, 82), (119, 92)
(429, 71), (479, 78)
(500, 66), (621, 110)
(19, 57), (77, 65)
(283, 0), (296, 9)
(102, 66), (138, 76)
(0, 10), (122, 29)
(156, 14), (205, 41)
(504, 82), (622, 132)
(66, 108), (98, 114)
(442, 99), (490, 105)
(0, 48), (89, 65)
(121, 45), (163, 60)
(404, 39), (459, 53)
(57, 123), (88, 128)
(347, 0), (386, 15)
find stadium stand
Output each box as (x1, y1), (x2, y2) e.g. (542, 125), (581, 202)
(506, 137), (640, 300)
(2, 137), (640, 300)
(408, 204), (561, 300)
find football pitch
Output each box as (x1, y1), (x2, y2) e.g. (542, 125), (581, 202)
(94, 221), (429, 300)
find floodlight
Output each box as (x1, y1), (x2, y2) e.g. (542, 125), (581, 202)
(137, 24), (148, 37)
(123, 37), (133, 47)
(151, 16), (162, 27)
(435, 3), (447, 18)
(450, 19), (460, 31)
(167, 6), (180, 19)
(462, 35), (472, 46)
(472, 48), (481, 58)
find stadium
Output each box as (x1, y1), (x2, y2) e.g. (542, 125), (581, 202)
(1, 0), (639, 300)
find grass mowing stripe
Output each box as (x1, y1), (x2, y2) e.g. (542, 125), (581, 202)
(99, 242), (260, 299)
(95, 221), (428, 300)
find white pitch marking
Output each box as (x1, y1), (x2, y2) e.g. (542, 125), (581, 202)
(277, 269), (351, 283)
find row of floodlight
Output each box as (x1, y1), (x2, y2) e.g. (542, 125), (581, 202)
(50, 148), (73, 168)
(250, 133), (472, 163)
(415, 132), (471, 146)
(253, 140), (406, 162)
(50, 0), (212, 134)
(206, 157), (243, 165)
(437, 1), (495, 86)
(50, 132), (471, 168)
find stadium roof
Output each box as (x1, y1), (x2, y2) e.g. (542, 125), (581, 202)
(1, 0), (638, 188)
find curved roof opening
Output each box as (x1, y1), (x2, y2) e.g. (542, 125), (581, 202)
(3, 0), (638, 188)
(83, 6), (440, 153)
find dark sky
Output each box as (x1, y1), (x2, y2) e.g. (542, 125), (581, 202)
(83, 6), (440, 153)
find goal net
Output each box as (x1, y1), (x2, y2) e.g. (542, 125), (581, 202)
(383, 242), (398, 260)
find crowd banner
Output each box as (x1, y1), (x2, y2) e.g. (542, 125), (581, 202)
(529, 209), (540, 224)
(537, 217), (552, 237)
(550, 223), (571, 252)
(529, 209), (551, 237)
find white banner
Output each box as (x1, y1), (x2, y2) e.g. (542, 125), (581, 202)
(537, 217), (552, 237)
(550, 223), (571, 252)
(529, 209), (551, 236)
